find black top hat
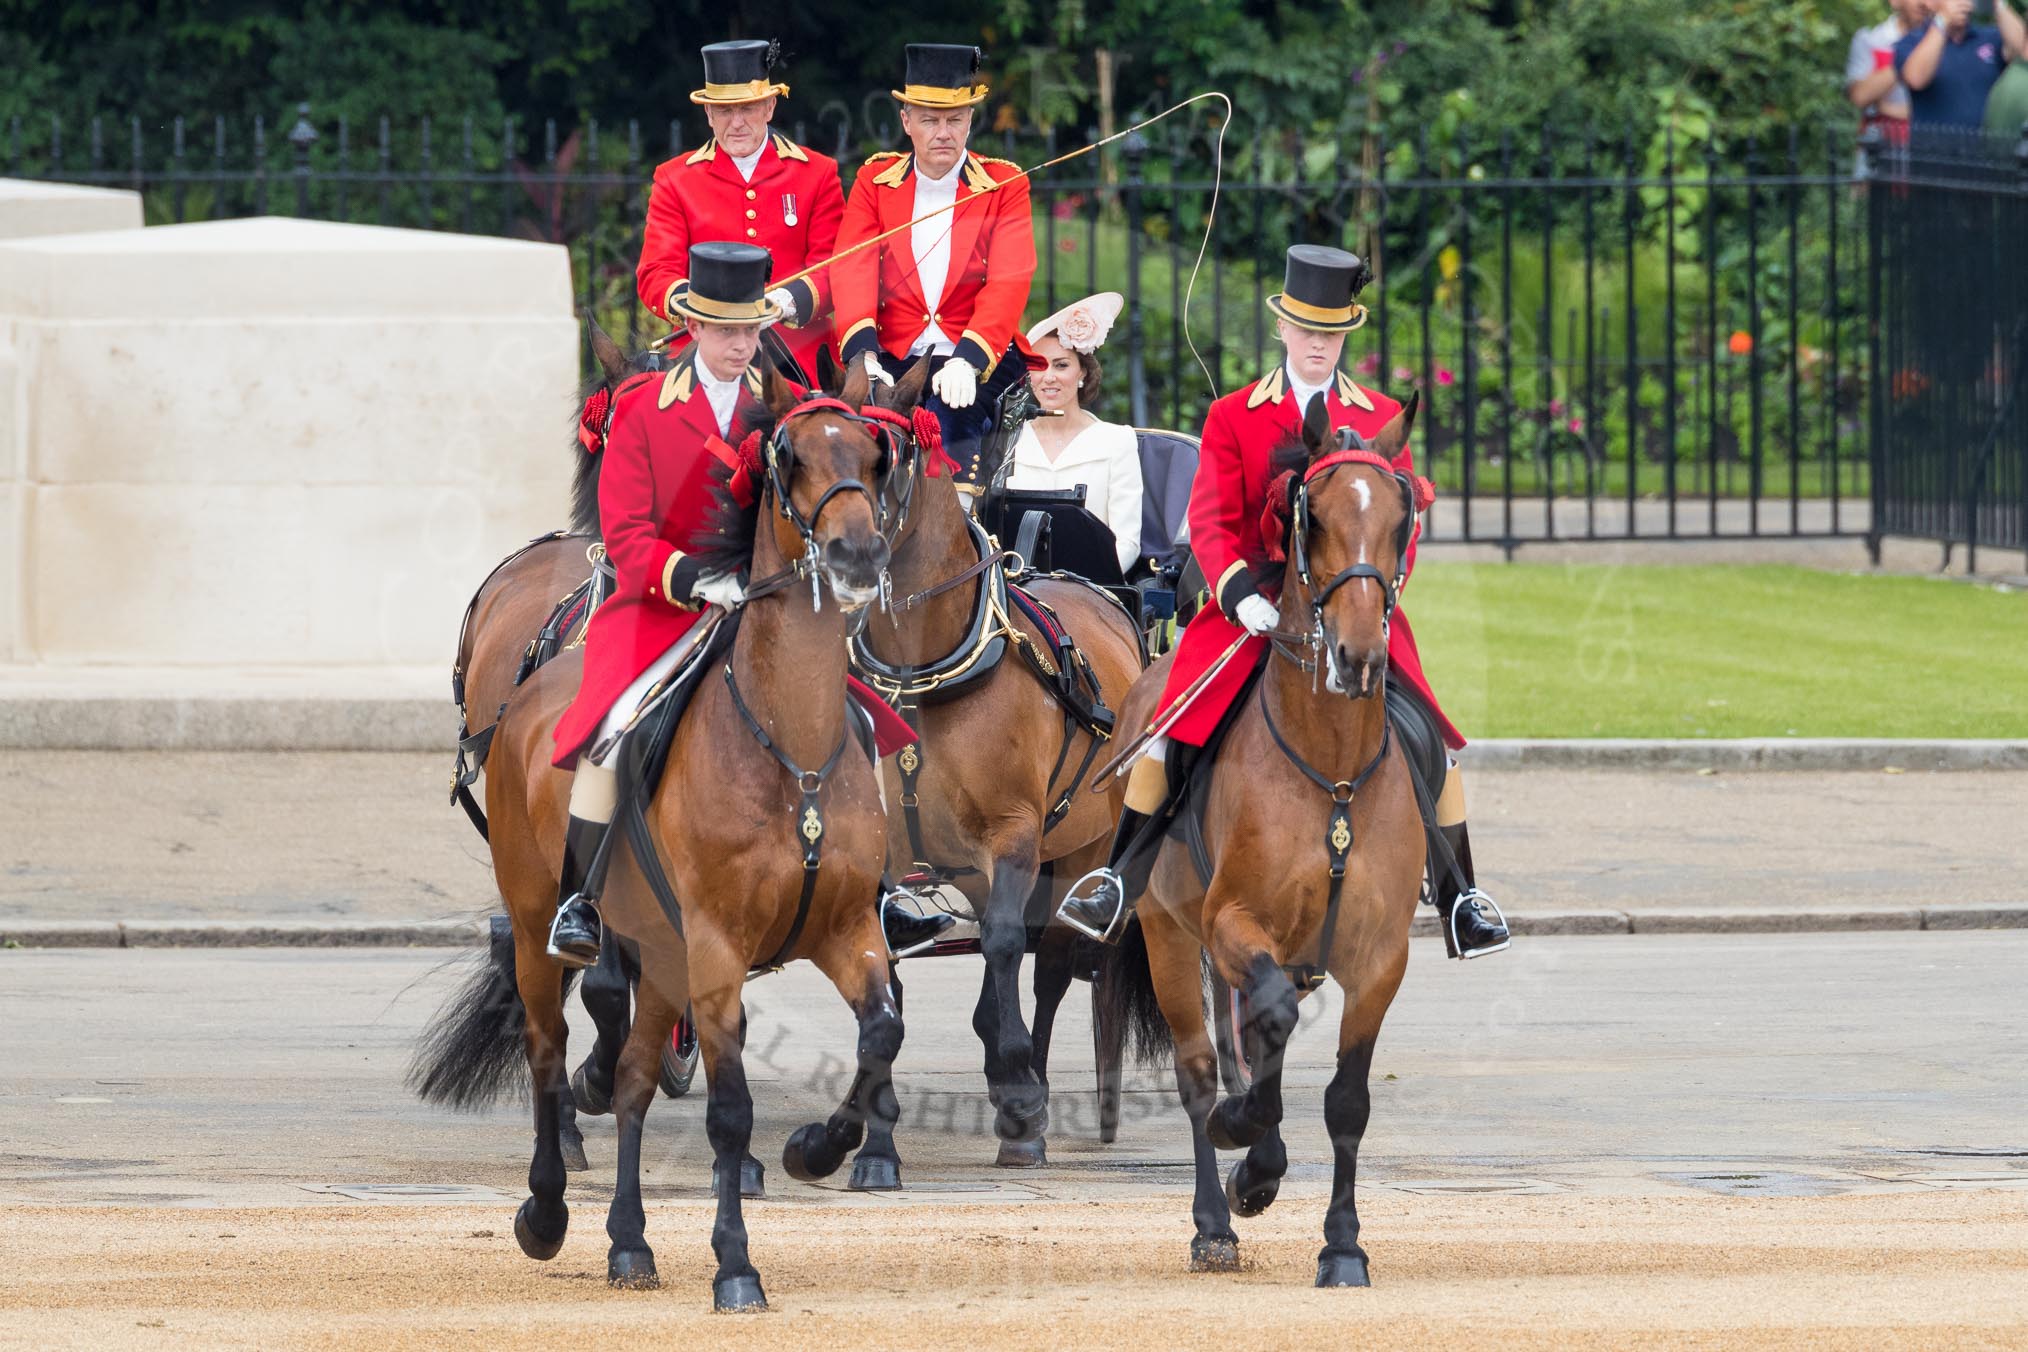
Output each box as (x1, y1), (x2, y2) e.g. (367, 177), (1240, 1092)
(671, 241), (781, 325)
(1266, 244), (1372, 333)
(691, 39), (788, 105)
(893, 44), (988, 108)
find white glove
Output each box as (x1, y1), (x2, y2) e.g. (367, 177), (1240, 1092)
(1235, 593), (1279, 637)
(931, 357), (978, 409)
(764, 287), (798, 325)
(862, 351), (894, 387)
(695, 572), (746, 610)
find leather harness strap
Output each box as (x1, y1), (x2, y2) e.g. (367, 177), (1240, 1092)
(723, 662), (850, 972)
(1257, 684), (1393, 993)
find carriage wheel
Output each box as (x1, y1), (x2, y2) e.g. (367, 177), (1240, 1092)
(1090, 972), (1124, 1143)
(1210, 971), (1253, 1097)
(659, 1008), (699, 1099)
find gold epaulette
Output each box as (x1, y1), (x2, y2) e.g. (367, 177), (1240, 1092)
(1334, 370), (1375, 411)
(869, 152), (912, 188)
(1246, 367), (1287, 409)
(771, 133), (810, 163)
(685, 139), (719, 165)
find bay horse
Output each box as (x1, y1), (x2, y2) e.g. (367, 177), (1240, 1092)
(1101, 393), (1428, 1286)
(412, 360), (916, 1312)
(831, 357), (1145, 1179)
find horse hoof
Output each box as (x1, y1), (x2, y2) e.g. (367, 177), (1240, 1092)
(513, 1197), (567, 1261)
(714, 1154), (766, 1199)
(1225, 1159), (1280, 1218)
(1204, 1097), (1263, 1153)
(782, 1123), (844, 1183)
(560, 1121), (590, 1175)
(1316, 1250), (1371, 1288)
(570, 1059), (612, 1118)
(712, 1273), (768, 1313)
(848, 1155), (902, 1191)
(993, 1096), (1048, 1145)
(995, 1136), (1046, 1168)
(607, 1247), (660, 1290)
(1188, 1233), (1241, 1273)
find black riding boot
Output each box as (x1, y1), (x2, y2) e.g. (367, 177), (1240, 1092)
(1435, 821), (1510, 959)
(546, 815), (611, 969)
(878, 879), (958, 959)
(1057, 807), (1165, 942)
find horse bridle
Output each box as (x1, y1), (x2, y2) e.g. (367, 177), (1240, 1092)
(749, 395), (922, 607)
(1282, 435), (1417, 671)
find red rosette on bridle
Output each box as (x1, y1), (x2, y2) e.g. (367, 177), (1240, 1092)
(910, 406), (961, 479)
(1409, 474), (1436, 512)
(576, 387), (613, 455)
(1259, 468), (1297, 565)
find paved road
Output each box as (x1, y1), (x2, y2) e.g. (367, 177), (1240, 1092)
(4, 934), (2023, 1208)
(5, 752), (2023, 929)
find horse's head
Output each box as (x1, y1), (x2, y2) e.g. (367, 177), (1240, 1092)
(756, 357), (930, 609)
(1284, 390), (1423, 700)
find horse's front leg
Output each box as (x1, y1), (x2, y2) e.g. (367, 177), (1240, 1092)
(1318, 944), (1410, 1287)
(569, 928), (632, 1120)
(1140, 901), (1239, 1272)
(1204, 915), (1301, 1154)
(971, 834), (1045, 1145)
(1004, 920), (1077, 1166)
(690, 951), (766, 1311)
(786, 923), (905, 1187)
(509, 925), (573, 1261)
(602, 944), (681, 1291)
(849, 966), (906, 1191)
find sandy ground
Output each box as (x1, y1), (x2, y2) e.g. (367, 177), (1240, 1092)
(4, 1191), (2026, 1351)
(5, 752), (2024, 924)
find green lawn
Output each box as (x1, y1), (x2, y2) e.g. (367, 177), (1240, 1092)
(1406, 564), (2028, 738)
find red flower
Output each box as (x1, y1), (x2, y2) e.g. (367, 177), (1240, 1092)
(1728, 331), (1754, 356)
(1435, 367), (1456, 387)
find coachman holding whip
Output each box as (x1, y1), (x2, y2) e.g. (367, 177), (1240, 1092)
(1059, 245), (1511, 960)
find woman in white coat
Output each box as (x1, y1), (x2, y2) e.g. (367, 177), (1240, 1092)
(1004, 292), (1145, 576)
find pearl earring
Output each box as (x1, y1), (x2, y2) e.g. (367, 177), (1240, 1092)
(1076, 379), (1085, 388)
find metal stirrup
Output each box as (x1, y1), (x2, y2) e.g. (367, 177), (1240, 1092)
(1057, 868), (1129, 943)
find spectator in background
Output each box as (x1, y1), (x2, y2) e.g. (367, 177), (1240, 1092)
(1895, 0), (2027, 130)
(1847, 0), (1919, 161)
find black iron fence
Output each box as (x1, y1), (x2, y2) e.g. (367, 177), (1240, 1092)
(8, 105), (2021, 562)
(1868, 125), (2028, 571)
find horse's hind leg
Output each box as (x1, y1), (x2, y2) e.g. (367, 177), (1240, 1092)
(1004, 923), (1076, 1166)
(1141, 903), (1239, 1272)
(787, 926), (905, 1188)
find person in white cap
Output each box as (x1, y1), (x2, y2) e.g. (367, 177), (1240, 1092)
(1004, 291), (1144, 576)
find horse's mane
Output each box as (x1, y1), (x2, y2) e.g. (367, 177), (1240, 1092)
(569, 350), (669, 538)
(684, 408), (779, 579)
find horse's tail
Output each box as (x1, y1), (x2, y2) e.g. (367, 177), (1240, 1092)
(1095, 914), (1175, 1064)
(407, 915), (577, 1110)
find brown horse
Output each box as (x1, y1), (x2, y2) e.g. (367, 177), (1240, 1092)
(412, 360), (917, 1312)
(1101, 393), (1428, 1287)
(831, 360), (1146, 1178)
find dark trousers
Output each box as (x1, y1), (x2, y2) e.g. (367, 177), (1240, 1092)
(877, 347), (1025, 487)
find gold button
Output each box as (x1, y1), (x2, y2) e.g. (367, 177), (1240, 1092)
(745, 209), (756, 219)
(922, 312), (930, 321)
(746, 228), (757, 238)
(745, 188), (757, 200)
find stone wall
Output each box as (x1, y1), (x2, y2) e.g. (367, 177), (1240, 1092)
(0, 213), (578, 671)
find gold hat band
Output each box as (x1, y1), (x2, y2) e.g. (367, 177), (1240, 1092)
(893, 83), (989, 107)
(691, 79), (788, 105)
(1271, 292), (1361, 326)
(676, 291), (781, 322)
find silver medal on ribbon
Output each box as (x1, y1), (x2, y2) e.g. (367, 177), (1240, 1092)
(782, 192), (799, 226)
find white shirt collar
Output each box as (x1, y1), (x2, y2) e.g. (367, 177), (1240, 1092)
(913, 156), (965, 195)
(695, 358), (745, 437)
(731, 141), (767, 182)
(1284, 363), (1332, 413)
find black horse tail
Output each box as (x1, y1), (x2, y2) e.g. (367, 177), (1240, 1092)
(408, 915), (578, 1110)
(1095, 914), (1175, 1065)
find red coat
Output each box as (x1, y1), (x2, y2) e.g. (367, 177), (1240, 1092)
(635, 132), (847, 378)
(831, 150), (1036, 378)
(551, 352), (764, 765)
(1156, 366), (1463, 749)
(551, 353), (919, 765)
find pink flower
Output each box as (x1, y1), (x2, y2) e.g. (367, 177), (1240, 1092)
(1392, 365), (1414, 383)
(1435, 367), (1456, 387)
(1568, 417), (1584, 434)
(1056, 304), (1104, 352)
(1550, 398), (1565, 416)
(1356, 352), (1380, 375)
(1057, 237), (1078, 254)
